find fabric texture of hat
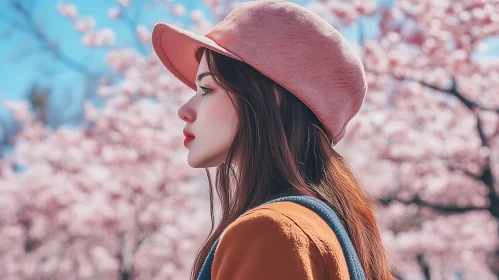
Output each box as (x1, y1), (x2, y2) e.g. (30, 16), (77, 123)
(152, 0), (367, 146)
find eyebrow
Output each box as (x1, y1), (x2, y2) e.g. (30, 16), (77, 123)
(196, 72), (213, 83)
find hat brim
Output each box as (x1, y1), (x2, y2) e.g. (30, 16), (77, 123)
(152, 22), (243, 92)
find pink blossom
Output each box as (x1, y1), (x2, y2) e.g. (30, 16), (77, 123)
(328, 2), (358, 25)
(57, 3), (78, 19)
(107, 49), (140, 73)
(117, 0), (130, 7)
(97, 28), (115, 45)
(74, 17), (96, 33)
(136, 25), (150, 43)
(353, 0), (377, 16)
(170, 4), (186, 17)
(3, 101), (34, 123)
(82, 28), (115, 47)
(108, 7), (121, 20)
(190, 10), (205, 24)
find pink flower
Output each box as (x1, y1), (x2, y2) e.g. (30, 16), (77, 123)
(170, 4), (186, 17)
(328, 2), (357, 25)
(97, 28), (115, 46)
(57, 3), (78, 19)
(108, 7), (121, 20)
(107, 49), (139, 73)
(190, 10), (204, 24)
(117, 0), (130, 7)
(136, 25), (150, 43)
(74, 17), (96, 33)
(82, 28), (115, 47)
(4, 101), (34, 122)
(353, 0), (377, 16)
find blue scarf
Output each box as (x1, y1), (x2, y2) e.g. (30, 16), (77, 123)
(197, 195), (366, 280)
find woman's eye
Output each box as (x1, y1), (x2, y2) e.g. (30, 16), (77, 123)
(200, 86), (211, 97)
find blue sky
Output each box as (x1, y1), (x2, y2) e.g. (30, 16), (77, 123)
(0, 0), (216, 126)
(0, 0), (498, 130)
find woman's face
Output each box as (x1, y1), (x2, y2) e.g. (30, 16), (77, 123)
(178, 51), (239, 168)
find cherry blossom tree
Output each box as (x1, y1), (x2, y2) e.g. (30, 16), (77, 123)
(0, 64), (213, 279)
(1, 0), (499, 279)
(1, 1), (214, 279)
(0, 73), (214, 280)
(331, 0), (499, 279)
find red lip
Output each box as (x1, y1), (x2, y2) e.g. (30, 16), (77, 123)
(184, 136), (194, 147)
(183, 128), (195, 138)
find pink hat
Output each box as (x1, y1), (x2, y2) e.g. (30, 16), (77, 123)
(152, 0), (367, 146)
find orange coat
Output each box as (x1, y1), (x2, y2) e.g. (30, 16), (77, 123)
(211, 201), (351, 279)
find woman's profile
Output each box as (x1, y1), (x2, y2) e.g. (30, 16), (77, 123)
(152, 0), (397, 279)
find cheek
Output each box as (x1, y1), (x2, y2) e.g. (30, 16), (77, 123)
(201, 95), (238, 139)
(207, 95), (237, 124)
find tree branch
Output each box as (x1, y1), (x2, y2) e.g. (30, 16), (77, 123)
(120, 0), (148, 56)
(378, 194), (489, 214)
(366, 68), (499, 113)
(9, 0), (96, 76)
(366, 67), (499, 205)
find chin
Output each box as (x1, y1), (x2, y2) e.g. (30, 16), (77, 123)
(187, 152), (226, 168)
(187, 156), (217, 168)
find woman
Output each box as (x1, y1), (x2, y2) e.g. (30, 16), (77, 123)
(152, 1), (397, 279)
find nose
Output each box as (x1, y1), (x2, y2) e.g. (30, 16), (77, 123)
(178, 102), (195, 123)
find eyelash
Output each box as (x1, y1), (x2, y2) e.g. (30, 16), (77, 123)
(200, 86), (211, 97)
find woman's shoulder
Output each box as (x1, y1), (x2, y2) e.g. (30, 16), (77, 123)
(212, 201), (350, 279)
(245, 201), (350, 264)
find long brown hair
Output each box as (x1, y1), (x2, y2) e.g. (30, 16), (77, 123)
(189, 47), (398, 280)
